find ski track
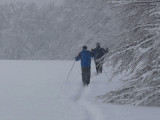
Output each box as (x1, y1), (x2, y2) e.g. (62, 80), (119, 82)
(74, 82), (104, 120)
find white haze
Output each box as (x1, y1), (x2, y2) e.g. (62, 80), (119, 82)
(0, 0), (65, 6)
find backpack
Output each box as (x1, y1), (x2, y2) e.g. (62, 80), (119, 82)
(94, 48), (105, 59)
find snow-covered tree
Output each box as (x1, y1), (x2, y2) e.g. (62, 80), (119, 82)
(100, 0), (160, 106)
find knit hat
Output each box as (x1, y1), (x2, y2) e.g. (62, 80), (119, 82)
(83, 46), (87, 49)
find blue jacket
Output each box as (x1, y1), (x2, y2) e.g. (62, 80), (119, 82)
(75, 50), (93, 67)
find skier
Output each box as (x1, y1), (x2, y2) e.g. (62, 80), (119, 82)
(92, 42), (109, 74)
(75, 46), (93, 86)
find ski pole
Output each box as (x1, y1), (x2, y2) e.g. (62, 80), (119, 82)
(65, 60), (75, 83)
(103, 67), (111, 85)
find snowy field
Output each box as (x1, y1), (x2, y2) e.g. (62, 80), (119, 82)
(0, 60), (159, 120)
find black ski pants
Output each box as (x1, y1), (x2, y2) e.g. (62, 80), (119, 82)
(95, 60), (103, 74)
(81, 67), (91, 86)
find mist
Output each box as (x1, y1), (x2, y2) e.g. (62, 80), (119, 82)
(0, 0), (65, 6)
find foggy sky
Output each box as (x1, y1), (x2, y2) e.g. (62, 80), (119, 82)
(0, 0), (65, 6)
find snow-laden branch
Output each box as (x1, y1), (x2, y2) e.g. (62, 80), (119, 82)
(99, 1), (160, 106)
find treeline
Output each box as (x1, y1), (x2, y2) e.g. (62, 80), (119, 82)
(0, 0), (122, 59)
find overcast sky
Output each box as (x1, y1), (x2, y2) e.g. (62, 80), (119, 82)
(0, 0), (65, 6)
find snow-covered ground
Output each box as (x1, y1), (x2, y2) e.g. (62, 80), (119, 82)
(0, 60), (159, 120)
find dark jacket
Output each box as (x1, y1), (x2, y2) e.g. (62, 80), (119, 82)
(92, 47), (109, 60)
(75, 49), (93, 67)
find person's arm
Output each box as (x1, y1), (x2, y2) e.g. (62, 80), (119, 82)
(105, 48), (109, 54)
(91, 49), (95, 57)
(75, 52), (81, 61)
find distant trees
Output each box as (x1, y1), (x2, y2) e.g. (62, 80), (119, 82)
(0, 3), (40, 59)
(0, 0), (122, 59)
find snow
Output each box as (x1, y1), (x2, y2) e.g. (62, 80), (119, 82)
(0, 60), (159, 120)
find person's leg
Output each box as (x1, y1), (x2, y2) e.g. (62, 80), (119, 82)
(99, 62), (102, 73)
(86, 67), (91, 85)
(99, 59), (104, 73)
(95, 62), (99, 74)
(82, 67), (88, 86)
(82, 67), (86, 85)
(96, 61), (101, 74)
